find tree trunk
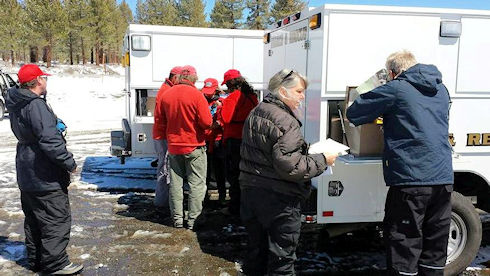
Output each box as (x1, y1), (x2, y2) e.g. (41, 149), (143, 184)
(69, 34), (74, 65)
(10, 50), (15, 65)
(81, 37), (86, 65)
(46, 41), (52, 68)
(95, 44), (100, 65)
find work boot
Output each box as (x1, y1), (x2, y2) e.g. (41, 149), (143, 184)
(49, 262), (84, 275)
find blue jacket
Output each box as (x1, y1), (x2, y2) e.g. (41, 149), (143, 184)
(6, 87), (76, 192)
(346, 64), (453, 186)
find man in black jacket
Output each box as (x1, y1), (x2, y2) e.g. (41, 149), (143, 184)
(347, 51), (453, 276)
(6, 64), (83, 275)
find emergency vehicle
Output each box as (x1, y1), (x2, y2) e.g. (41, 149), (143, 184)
(263, 4), (490, 275)
(110, 24), (264, 163)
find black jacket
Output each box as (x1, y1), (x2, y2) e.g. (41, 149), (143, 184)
(239, 93), (328, 200)
(6, 87), (76, 192)
(347, 64), (453, 186)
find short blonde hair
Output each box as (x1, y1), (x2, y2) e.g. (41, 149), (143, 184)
(179, 74), (198, 83)
(385, 50), (417, 75)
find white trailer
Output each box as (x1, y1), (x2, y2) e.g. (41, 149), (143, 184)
(111, 24), (264, 162)
(264, 4), (490, 275)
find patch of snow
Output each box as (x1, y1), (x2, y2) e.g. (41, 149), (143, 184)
(0, 221), (6, 225)
(72, 225), (84, 233)
(179, 247), (190, 254)
(7, 233), (20, 239)
(69, 181), (98, 190)
(131, 230), (172, 239)
(80, 253), (90, 260)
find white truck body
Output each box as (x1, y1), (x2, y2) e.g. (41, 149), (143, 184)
(112, 24), (264, 159)
(263, 4), (490, 224)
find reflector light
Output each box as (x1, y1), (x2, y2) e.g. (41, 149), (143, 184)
(323, 211), (334, 217)
(283, 17), (290, 25)
(292, 12), (301, 21)
(309, 13), (321, 30)
(263, 33), (270, 44)
(305, 215), (314, 221)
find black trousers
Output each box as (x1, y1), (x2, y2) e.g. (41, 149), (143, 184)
(225, 138), (242, 216)
(21, 189), (72, 273)
(384, 185), (452, 276)
(241, 187), (302, 276)
(206, 140), (226, 200)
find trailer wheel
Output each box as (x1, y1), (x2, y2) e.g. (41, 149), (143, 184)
(0, 101), (5, 121)
(445, 192), (482, 276)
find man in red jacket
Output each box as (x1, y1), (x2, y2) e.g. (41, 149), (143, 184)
(153, 66), (182, 211)
(160, 65), (213, 230)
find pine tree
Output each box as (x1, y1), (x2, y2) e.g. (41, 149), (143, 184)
(246, 0), (270, 30)
(0, 0), (26, 64)
(138, 0), (178, 25)
(210, 0), (244, 29)
(270, 0), (305, 23)
(178, 0), (207, 27)
(90, 0), (118, 65)
(24, 0), (68, 67)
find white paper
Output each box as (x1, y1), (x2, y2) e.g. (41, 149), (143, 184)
(308, 138), (350, 156)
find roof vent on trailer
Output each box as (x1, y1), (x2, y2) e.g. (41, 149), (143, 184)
(440, 21), (462, 38)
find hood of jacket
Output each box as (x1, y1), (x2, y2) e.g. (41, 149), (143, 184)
(397, 64), (442, 95)
(5, 87), (40, 111)
(263, 93), (302, 127)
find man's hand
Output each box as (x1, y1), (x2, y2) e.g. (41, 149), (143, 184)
(322, 152), (338, 166)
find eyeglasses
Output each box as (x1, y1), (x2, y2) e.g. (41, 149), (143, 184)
(40, 76), (48, 82)
(282, 70), (294, 83)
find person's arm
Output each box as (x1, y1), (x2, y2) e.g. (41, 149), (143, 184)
(271, 123), (328, 182)
(346, 84), (396, 126)
(29, 99), (77, 172)
(196, 94), (213, 129)
(220, 91), (239, 124)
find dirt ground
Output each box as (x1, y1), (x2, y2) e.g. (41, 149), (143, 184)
(0, 127), (489, 276)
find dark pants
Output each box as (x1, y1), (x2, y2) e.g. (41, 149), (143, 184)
(225, 138), (242, 216)
(241, 187), (302, 276)
(21, 189), (71, 273)
(206, 140), (226, 200)
(384, 185), (453, 276)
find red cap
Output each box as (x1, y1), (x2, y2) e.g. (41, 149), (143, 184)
(170, 66), (183, 75)
(181, 65), (197, 76)
(18, 64), (51, 84)
(222, 69), (241, 85)
(201, 78), (219, 96)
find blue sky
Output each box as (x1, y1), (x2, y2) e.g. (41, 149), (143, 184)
(118, 0), (490, 17)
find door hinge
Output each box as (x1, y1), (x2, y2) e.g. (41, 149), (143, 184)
(303, 40), (310, 50)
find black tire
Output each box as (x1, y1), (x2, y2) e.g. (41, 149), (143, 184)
(0, 100), (5, 121)
(444, 192), (482, 276)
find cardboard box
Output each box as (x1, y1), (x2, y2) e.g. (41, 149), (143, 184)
(343, 69), (388, 156)
(344, 119), (384, 156)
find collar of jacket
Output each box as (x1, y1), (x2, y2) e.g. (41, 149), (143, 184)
(263, 93), (302, 127)
(165, 78), (174, 87)
(178, 79), (195, 88)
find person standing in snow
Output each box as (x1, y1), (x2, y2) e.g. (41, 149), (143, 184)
(347, 50), (453, 276)
(160, 65), (213, 230)
(153, 66), (182, 212)
(6, 64), (83, 275)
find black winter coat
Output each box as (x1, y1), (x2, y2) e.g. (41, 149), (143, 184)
(6, 87), (76, 192)
(239, 93), (328, 200)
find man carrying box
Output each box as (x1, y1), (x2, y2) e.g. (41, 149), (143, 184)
(347, 50), (453, 276)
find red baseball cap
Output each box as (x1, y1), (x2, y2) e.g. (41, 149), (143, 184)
(181, 65), (197, 76)
(170, 66), (183, 75)
(18, 64), (51, 84)
(222, 69), (241, 85)
(201, 78), (219, 96)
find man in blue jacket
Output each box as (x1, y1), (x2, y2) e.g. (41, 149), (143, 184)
(347, 51), (453, 276)
(6, 64), (83, 275)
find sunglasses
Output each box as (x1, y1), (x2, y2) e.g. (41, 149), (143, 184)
(39, 76), (48, 82)
(282, 70), (295, 83)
